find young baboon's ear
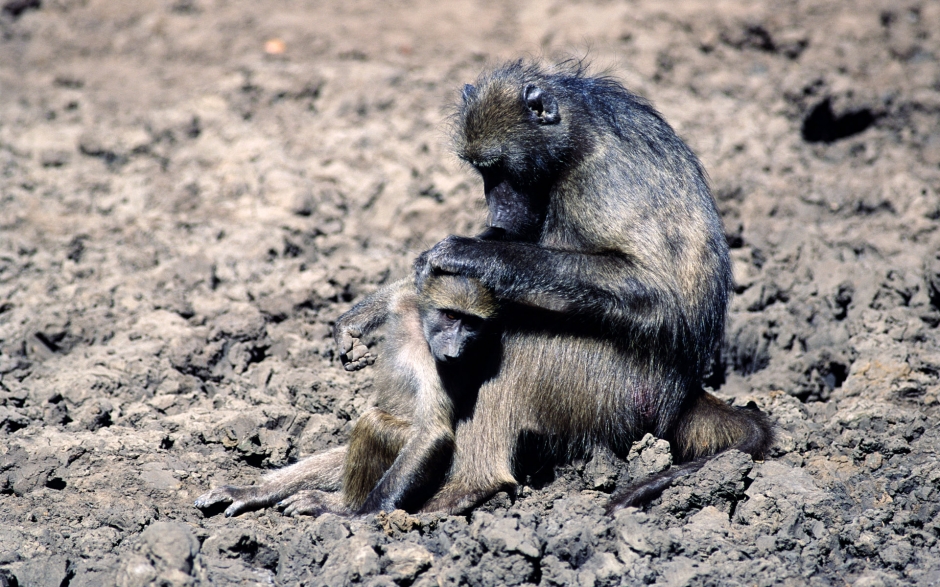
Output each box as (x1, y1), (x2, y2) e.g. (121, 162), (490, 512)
(523, 85), (560, 124)
(462, 84), (477, 103)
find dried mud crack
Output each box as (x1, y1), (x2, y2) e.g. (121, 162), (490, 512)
(1, 0), (939, 585)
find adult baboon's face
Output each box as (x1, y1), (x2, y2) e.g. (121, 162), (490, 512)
(454, 68), (571, 242)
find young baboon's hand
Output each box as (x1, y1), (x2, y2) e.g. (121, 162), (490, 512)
(342, 338), (375, 371)
(334, 324), (376, 371)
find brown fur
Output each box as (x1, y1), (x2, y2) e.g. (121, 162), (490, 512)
(414, 60), (773, 513)
(343, 410), (411, 509)
(194, 274), (498, 517)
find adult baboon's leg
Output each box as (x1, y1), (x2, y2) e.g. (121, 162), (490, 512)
(419, 380), (520, 514)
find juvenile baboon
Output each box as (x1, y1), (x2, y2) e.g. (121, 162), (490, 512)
(195, 59), (773, 517)
(195, 274), (500, 516)
(337, 273), (500, 515)
(420, 275), (498, 364)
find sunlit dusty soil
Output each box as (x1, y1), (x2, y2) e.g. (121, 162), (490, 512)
(1, 0), (939, 585)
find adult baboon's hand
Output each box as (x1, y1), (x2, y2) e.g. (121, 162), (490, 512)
(414, 235), (484, 291)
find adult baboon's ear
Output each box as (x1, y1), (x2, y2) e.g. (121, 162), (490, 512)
(462, 84), (477, 102)
(523, 85), (560, 124)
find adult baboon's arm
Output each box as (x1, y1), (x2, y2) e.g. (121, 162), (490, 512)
(415, 235), (669, 325)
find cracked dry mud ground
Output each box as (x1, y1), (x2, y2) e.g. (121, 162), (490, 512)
(1, 0), (939, 585)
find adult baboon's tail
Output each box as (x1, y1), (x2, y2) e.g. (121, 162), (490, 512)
(607, 392), (774, 513)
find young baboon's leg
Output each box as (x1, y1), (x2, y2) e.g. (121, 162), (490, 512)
(194, 446), (347, 517)
(357, 423), (455, 513)
(343, 409), (413, 510)
(353, 326), (460, 514)
(607, 391), (774, 512)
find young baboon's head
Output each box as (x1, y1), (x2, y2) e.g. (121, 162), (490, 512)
(419, 275), (497, 363)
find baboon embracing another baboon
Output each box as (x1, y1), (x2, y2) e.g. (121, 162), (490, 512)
(195, 59), (773, 518)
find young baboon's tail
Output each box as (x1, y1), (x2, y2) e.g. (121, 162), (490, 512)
(607, 392), (774, 513)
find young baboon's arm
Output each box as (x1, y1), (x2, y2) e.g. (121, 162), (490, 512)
(415, 236), (668, 324)
(333, 278), (412, 370)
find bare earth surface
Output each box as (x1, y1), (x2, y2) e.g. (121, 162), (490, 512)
(2, 0), (940, 585)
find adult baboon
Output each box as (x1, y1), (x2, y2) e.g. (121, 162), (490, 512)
(195, 60), (773, 517)
(411, 59), (773, 513)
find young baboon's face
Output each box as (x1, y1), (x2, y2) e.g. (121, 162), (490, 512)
(422, 308), (486, 363)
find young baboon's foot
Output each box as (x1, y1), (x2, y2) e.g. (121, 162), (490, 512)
(194, 485), (280, 517)
(278, 490), (348, 517)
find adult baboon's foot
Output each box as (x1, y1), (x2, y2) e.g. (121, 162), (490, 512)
(420, 480), (515, 515)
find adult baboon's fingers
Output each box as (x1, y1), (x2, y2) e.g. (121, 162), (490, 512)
(414, 250), (433, 291)
(422, 235), (482, 279)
